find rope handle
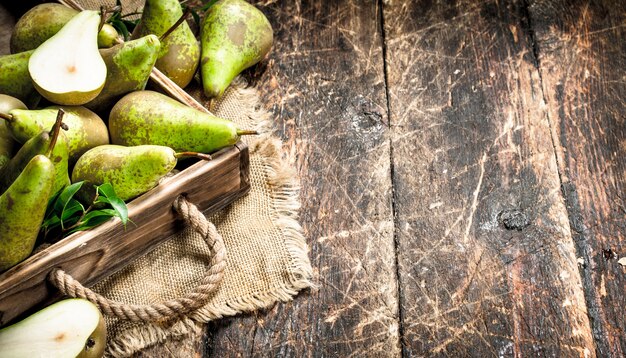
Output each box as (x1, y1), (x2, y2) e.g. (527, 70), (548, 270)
(48, 196), (226, 323)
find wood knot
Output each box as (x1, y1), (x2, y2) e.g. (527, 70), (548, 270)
(498, 209), (529, 231)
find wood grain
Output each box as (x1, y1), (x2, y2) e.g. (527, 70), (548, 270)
(0, 145), (249, 326)
(383, 0), (594, 356)
(204, 0), (400, 356)
(137, 329), (209, 358)
(528, 0), (626, 355)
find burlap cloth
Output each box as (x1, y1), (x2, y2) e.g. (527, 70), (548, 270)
(87, 76), (312, 356)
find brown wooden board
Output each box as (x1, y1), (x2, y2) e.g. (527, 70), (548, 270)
(528, 0), (626, 355)
(383, 0), (594, 356)
(200, 0), (401, 356)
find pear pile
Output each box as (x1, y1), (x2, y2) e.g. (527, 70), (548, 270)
(0, 0), (273, 279)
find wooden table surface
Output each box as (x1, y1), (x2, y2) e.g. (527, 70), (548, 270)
(2, 0), (625, 357)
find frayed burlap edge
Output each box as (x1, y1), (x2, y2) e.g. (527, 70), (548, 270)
(104, 80), (313, 357)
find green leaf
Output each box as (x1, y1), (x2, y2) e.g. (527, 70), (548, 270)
(83, 209), (117, 222)
(190, 9), (200, 27)
(60, 199), (85, 229)
(96, 183), (128, 225)
(122, 18), (140, 29)
(44, 186), (64, 217)
(41, 183), (82, 240)
(53, 182), (84, 214)
(111, 19), (131, 41)
(67, 209), (117, 234)
(39, 181), (129, 241)
(42, 214), (61, 229)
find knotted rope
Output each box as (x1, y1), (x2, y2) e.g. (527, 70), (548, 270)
(48, 196), (226, 323)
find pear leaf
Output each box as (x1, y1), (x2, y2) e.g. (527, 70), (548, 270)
(96, 183), (128, 226)
(53, 181), (84, 214)
(108, 0), (140, 40)
(60, 199), (86, 229)
(42, 215), (61, 229)
(67, 209), (118, 234)
(40, 182), (128, 240)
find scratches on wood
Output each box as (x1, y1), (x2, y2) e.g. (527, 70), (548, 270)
(463, 151), (488, 244)
(384, 0), (595, 356)
(529, 0), (626, 355)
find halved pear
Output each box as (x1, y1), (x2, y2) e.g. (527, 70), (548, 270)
(0, 298), (106, 358)
(28, 11), (107, 106)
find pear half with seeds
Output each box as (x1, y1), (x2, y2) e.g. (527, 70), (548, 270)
(28, 10), (107, 106)
(0, 298), (106, 358)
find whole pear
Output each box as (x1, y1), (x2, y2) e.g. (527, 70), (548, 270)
(85, 35), (161, 112)
(0, 110), (70, 195)
(72, 144), (179, 202)
(0, 95), (27, 168)
(0, 50), (39, 106)
(109, 90), (255, 153)
(0, 298), (106, 358)
(132, 0), (200, 88)
(200, 0), (273, 98)
(10, 3), (119, 53)
(2, 106), (109, 164)
(28, 10), (107, 106)
(0, 155), (55, 272)
(97, 23), (120, 49)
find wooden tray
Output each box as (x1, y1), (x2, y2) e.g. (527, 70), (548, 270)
(0, 142), (250, 326)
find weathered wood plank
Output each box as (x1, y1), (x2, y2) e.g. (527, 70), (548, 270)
(383, 0), (595, 356)
(137, 328), (209, 358)
(528, 0), (626, 356)
(205, 0), (399, 356)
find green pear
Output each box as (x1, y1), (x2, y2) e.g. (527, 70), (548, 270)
(200, 0), (273, 98)
(72, 144), (184, 202)
(0, 109), (70, 195)
(1, 106), (109, 165)
(10, 3), (119, 53)
(28, 10), (107, 106)
(0, 50), (39, 106)
(0, 298), (106, 358)
(85, 35), (161, 113)
(0, 155), (55, 272)
(0, 95), (27, 168)
(109, 90), (256, 153)
(97, 23), (120, 49)
(132, 0), (200, 88)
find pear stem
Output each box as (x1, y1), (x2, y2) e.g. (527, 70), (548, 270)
(174, 152), (213, 161)
(46, 109), (65, 158)
(98, 6), (107, 32)
(237, 129), (259, 136)
(0, 112), (13, 122)
(99, 5), (121, 31)
(160, 7), (193, 42)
